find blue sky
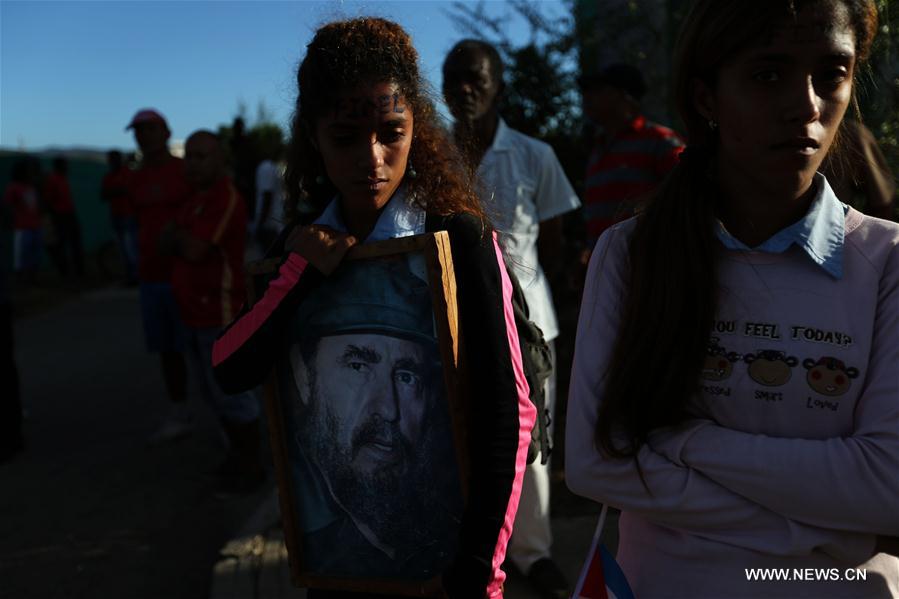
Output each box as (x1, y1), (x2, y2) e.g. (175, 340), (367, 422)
(1, 0), (567, 152)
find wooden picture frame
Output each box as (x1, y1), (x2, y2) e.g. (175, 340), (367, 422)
(246, 232), (469, 596)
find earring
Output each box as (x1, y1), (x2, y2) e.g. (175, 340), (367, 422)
(406, 163), (417, 179)
(314, 174), (325, 185)
(708, 118), (719, 131)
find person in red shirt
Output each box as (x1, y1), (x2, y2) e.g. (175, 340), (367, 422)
(3, 159), (42, 284)
(43, 157), (84, 277)
(100, 150), (138, 284)
(127, 108), (192, 443)
(579, 64), (685, 251)
(167, 130), (262, 493)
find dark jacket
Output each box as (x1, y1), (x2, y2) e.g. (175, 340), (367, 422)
(212, 212), (534, 598)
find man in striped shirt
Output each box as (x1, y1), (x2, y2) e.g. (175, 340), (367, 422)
(580, 64), (684, 252)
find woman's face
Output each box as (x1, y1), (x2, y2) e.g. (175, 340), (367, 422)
(315, 81), (414, 215)
(697, 2), (856, 199)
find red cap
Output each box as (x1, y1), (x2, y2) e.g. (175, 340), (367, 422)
(125, 109), (168, 130)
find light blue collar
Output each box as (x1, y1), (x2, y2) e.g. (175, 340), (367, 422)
(313, 185), (426, 242)
(715, 173), (847, 279)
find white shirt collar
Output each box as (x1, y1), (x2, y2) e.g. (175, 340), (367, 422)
(486, 118), (514, 154)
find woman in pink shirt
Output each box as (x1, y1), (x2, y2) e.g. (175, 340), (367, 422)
(567, 1), (899, 597)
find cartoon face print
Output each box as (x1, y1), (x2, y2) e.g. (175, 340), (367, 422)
(702, 338), (740, 381)
(803, 356), (859, 396)
(744, 350), (798, 386)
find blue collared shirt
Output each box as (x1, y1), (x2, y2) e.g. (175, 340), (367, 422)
(313, 185), (425, 241)
(715, 173), (848, 279)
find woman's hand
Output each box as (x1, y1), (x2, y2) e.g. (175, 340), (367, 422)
(285, 224), (356, 275)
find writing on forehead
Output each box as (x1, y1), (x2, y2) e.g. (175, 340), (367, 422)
(332, 93), (406, 119)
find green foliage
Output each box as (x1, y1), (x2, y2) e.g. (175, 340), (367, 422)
(861, 0), (899, 203)
(840, 0), (899, 217)
(250, 123), (284, 162)
(218, 100), (286, 170)
(502, 44), (580, 139)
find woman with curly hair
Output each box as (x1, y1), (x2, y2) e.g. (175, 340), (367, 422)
(212, 17), (534, 598)
(566, 0), (899, 596)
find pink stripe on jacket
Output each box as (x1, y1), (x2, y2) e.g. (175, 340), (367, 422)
(212, 253), (307, 367)
(487, 232), (536, 597)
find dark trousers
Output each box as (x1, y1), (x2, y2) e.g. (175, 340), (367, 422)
(112, 215), (138, 282)
(48, 212), (84, 276)
(0, 301), (23, 456)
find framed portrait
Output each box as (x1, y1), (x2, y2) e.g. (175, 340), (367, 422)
(247, 232), (469, 596)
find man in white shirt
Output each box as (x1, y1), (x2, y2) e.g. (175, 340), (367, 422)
(443, 39), (580, 599)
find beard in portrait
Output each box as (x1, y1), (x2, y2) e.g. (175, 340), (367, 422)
(286, 256), (463, 577)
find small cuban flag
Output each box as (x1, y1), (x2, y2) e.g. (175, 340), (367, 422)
(571, 505), (635, 599)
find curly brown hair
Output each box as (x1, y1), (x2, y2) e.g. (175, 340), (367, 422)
(284, 17), (486, 224)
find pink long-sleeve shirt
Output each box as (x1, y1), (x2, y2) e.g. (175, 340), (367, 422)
(566, 196), (899, 597)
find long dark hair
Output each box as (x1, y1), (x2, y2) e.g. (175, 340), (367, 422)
(596, 0), (879, 459)
(283, 17), (486, 224)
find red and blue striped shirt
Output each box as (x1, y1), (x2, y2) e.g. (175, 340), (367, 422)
(584, 115), (684, 246)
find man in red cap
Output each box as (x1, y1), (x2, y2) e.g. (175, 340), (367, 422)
(127, 108), (193, 443)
